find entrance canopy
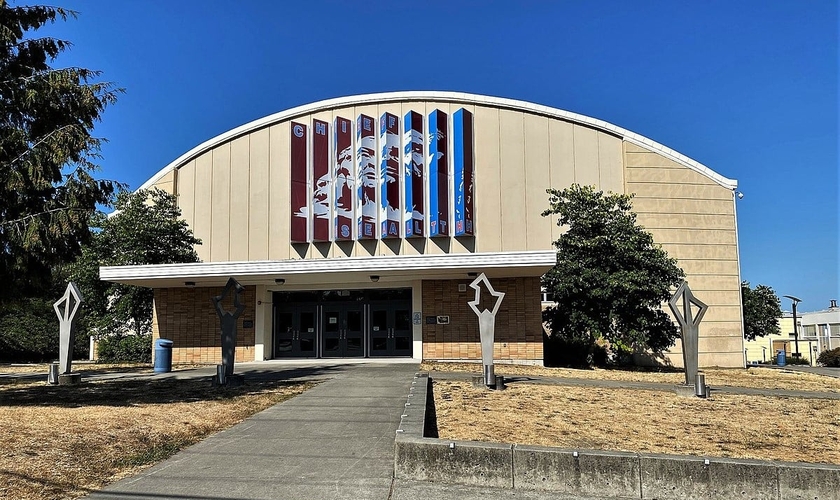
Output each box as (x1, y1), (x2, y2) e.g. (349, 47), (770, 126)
(100, 250), (557, 288)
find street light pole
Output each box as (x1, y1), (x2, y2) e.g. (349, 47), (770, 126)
(783, 295), (802, 357)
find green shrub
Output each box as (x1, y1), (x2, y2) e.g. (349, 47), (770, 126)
(97, 334), (152, 363)
(817, 347), (840, 368)
(0, 297), (90, 362)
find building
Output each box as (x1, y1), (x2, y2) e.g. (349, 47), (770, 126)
(100, 92), (744, 367)
(746, 300), (840, 365)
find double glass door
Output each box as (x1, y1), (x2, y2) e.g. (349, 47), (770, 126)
(273, 306), (317, 357)
(322, 305), (364, 358)
(369, 303), (413, 357)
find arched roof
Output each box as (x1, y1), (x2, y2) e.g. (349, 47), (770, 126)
(139, 91), (737, 190)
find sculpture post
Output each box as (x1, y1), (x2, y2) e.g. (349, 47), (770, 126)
(467, 273), (505, 388)
(212, 277), (246, 379)
(668, 281), (708, 387)
(53, 282), (83, 384)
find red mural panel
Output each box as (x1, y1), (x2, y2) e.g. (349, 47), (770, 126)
(334, 117), (354, 240)
(312, 119), (330, 241)
(290, 121), (308, 243)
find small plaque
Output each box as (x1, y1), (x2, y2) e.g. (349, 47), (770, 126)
(373, 326), (380, 331)
(307, 327), (314, 332)
(425, 316), (437, 325)
(243, 320), (254, 328)
(329, 317), (338, 324)
(413, 312), (422, 325)
(437, 315), (450, 325)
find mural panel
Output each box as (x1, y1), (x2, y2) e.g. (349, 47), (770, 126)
(453, 108), (475, 236)
(290, 121), (308, 242)
(380, 112), (401, 238)
(428, 109), (449, 237)
(312, 119), (330, 241)
(334, 117), (353, 240)
(357, 114), (377, 239)
(404, 111), (424, 237)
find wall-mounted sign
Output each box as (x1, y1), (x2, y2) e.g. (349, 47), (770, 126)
(413, 312), (422, 325)
(291, 109), (474, 242)
(436, 315), (450, 325)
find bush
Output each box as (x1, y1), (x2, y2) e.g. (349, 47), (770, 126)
(817, 347), (840, 368)
(0, 297), (90, 362)
(543, 332), (608, 368)
(97, 334), (152, 363)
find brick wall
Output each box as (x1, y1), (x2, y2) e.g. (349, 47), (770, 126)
(422, 277), (543, 362)
(153, 286), (256, 364)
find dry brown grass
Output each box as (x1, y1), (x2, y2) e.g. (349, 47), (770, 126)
(0, 377), (314, 499)
(433, 380), (840, 465)
(420, 361), (840, 393)
(0, 362), (209, 375)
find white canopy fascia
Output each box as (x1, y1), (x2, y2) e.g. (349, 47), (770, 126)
(100, 250), (557, 288)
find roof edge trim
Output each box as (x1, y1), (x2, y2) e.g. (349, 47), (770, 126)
(138, 91), (737, 191)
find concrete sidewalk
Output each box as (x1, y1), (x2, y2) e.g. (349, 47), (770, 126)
(89, 362), (416, 500)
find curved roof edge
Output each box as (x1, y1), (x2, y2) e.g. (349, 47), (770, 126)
(139, 91), (737, 191)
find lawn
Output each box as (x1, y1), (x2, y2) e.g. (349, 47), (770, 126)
(0, 375), (313, 499)
(424, 362), (840, 465)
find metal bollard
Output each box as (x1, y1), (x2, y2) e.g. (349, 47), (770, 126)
(695, 372), (706, 398)
(216, 364), (227, 385)
(47, 363), (59, 385)
(483, 364), (495, 387)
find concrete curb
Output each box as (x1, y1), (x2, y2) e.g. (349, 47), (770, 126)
(395, 373), (840, 500)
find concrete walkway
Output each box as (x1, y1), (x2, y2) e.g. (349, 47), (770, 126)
(89, 362), (416, 500)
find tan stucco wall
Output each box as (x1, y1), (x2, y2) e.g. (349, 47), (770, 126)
(624, 142), (743, 367)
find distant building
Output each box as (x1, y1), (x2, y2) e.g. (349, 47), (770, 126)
(745, 300), (840, 365)
(100, 92), (744, 367)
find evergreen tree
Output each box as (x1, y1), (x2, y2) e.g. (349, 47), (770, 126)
(542, 184), (684, 357)
(0, 2), (122, 301)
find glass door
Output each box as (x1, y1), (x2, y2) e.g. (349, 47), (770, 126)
(322, 304), (364, 358)
(273, 305), (317, 358)
(369, 301), (412, 357)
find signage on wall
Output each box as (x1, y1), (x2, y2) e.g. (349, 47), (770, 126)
(290, 108), (475, 242)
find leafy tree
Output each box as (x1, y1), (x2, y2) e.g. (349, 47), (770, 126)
(71, 189), (201, 338)
(741, 281), (782, 341)
(0, 3), (122, 302)
(541, 185), (685, 359)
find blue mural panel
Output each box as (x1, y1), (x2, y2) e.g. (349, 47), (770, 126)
(428, 109), (449, 237)
(453, 108), (475, 236)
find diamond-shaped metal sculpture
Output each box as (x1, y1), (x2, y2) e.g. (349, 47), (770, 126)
(212, 277), (246, 376)
(54, 282), (83, 375)
(468, 273), (505, 386)
(668, 281), (708, 386)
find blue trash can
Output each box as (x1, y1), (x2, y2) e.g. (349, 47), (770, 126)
(776, 349), (786, 367)
(154, 338), (174, 373)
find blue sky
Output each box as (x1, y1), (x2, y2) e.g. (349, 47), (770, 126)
(41, 0), (838, 311)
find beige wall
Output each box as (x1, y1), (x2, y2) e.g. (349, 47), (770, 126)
(159, 98), (743, 367)
(624, 142), (743, 367)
